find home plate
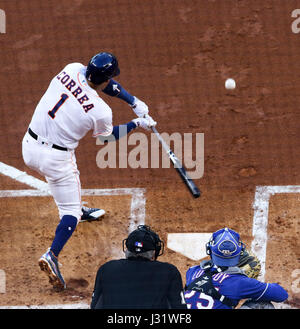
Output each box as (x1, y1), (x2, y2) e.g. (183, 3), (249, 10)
(167, 233), (212, 260)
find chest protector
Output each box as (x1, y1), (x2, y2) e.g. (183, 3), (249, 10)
(185, 260), (245, 308)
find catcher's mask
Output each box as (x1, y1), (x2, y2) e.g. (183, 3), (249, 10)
(206, 227), (245, 267)
(123, 225), (164, 260)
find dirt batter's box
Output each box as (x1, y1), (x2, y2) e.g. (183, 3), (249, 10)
(0, 162), (299, 309)
(0, 188), (146, 233)
(0, 160), (146, 232)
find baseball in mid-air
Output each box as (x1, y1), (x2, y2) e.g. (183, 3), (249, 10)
(225, 78), (236, 90)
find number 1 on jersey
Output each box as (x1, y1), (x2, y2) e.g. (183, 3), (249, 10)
(48, 93), (69, 119)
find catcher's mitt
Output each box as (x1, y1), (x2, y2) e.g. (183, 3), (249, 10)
(238, 249), (261, 279)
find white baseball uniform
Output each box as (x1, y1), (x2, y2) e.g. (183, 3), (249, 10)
(22, 63), (113, 220)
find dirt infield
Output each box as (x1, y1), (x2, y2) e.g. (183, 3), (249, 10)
(0, 0), (299, 308)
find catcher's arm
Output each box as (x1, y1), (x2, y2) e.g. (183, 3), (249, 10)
(237, 249), (288, 309)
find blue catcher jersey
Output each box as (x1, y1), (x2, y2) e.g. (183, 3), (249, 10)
(184, 265), (288, 309)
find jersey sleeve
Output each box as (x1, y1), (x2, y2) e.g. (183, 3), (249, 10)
(167, 265), (188, 309)
(222, 275), (288, 303)
(92, 112), (113, 137)
(90, 266), (103, 309)
(255, 282), (288, 302)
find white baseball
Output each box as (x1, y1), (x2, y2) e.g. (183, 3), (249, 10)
(225, 78), (236, 90)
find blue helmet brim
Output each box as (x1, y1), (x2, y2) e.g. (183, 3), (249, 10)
(114, 67), (120, 77)
(211, 253), (240, 267)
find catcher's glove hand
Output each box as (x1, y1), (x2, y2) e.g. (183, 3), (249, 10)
(238, 249), (261, 279)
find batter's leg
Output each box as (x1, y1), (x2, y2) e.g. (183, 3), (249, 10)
(38, 151), (82, 290)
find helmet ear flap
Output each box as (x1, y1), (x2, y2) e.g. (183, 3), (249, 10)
(240, 241), (246, 253)
(206, 242), (211, 255)
(122, 238), (127, 253)
(206, 235), (214, 256)
(154, 239), (164, 259)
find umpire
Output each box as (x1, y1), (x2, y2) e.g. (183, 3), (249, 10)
(90, 225), (187, 309)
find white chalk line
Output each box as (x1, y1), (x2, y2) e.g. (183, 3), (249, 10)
(0, 161), (146, 230)
(0, 303), (90, 309)
(251, 185), (300, 281)
(0, 162), (49, 191)
(0, 161), (146, 309)
(0, 188), (146, 232)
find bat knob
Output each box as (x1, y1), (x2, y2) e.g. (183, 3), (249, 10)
(193, 188), (201, 198)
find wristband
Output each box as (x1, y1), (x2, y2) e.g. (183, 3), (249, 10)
(111, 121), (137, 140)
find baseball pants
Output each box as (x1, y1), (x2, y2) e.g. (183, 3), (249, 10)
(22, 131), (82, 221)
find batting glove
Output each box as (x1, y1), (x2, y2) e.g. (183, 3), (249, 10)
(132, 116), (157, 131)
(130, 96), (149, 118)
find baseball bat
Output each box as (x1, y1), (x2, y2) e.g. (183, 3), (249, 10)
(151, 126), (201, 198)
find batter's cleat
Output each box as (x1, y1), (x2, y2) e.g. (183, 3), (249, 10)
(80, 206), (105, 223)
(38, 248), (66, 291)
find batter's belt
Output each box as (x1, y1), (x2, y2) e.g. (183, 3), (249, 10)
(28, 128), (68, 152)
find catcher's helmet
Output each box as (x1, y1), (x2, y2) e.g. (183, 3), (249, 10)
(123, 225), (164, 259)
(206, 227), (245, 267)
(86, 52), (120, 85)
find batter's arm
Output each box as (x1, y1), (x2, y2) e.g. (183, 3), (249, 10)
(102, 79), (135, 105)
(111, 121), (137, 140)
(98, 117), (154, 143)
(102, 79), (149, 118)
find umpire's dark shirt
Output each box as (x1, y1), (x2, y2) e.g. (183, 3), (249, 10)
(90, 257), (187, 309)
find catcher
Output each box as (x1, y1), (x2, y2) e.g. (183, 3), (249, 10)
(184, 227), (288, 309)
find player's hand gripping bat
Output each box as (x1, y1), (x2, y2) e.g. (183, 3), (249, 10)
(151, 126), (201, 198)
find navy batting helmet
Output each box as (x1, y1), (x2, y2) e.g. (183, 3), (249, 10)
(86, 52), (120, 85)
(206, 227), (245, 267)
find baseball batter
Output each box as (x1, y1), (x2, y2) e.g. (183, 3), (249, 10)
(22, 52), (156, 291)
